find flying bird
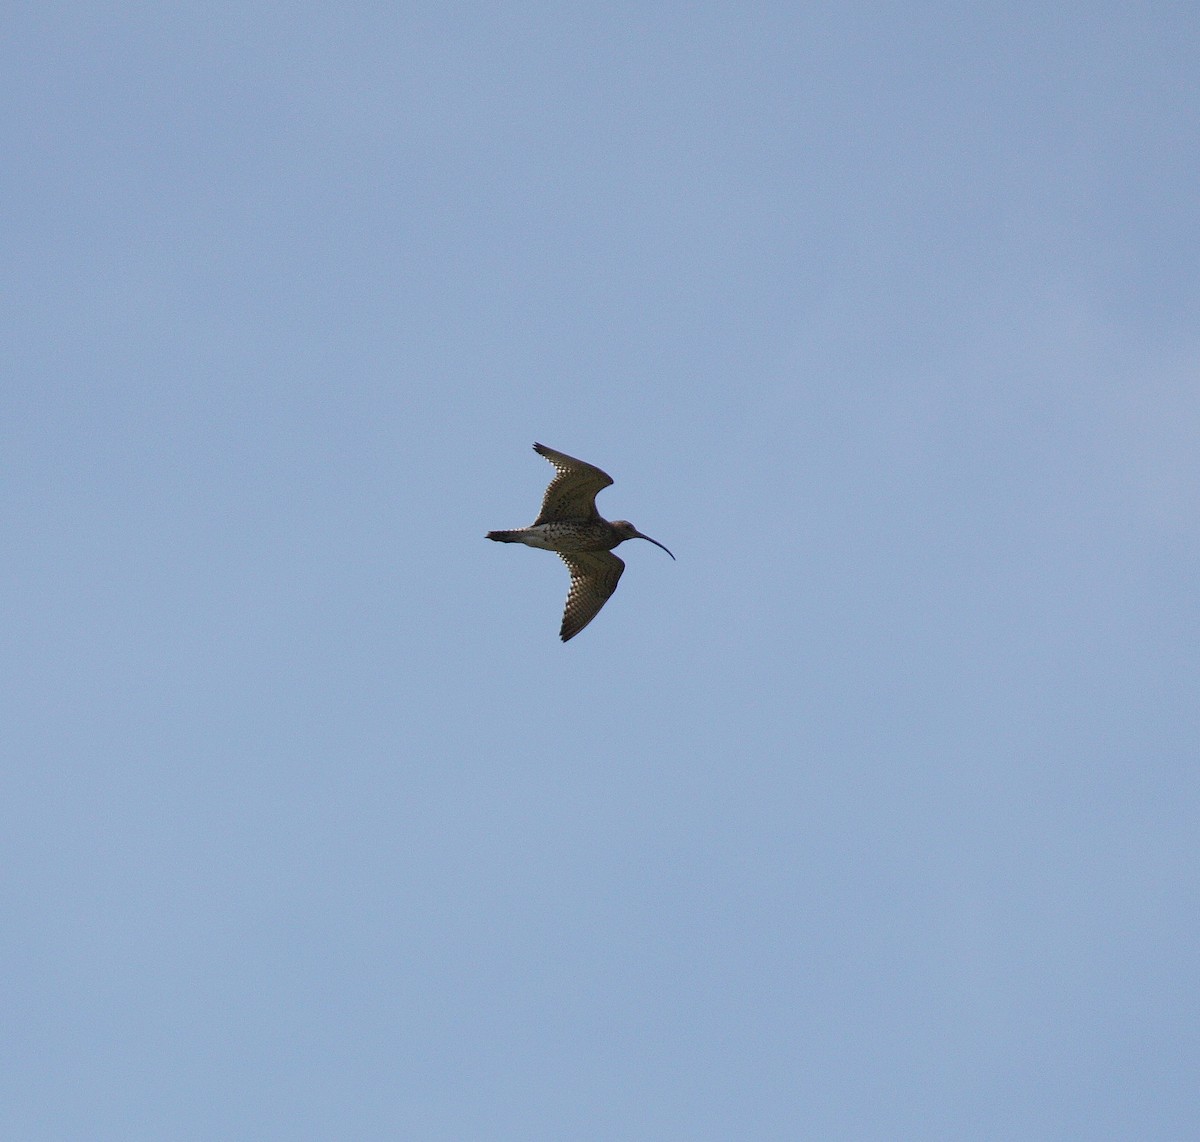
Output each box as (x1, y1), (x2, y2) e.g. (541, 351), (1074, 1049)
(487, 443), (675, 641)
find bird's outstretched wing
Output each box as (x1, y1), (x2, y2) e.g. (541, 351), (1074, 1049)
(533, 443), (614, 524)
(557, 550), (625, 641)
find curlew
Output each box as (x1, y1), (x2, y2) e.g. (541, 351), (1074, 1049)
(487, 443), (675, 641)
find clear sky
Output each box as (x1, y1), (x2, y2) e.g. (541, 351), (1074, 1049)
(4, 3), (1198, 1139)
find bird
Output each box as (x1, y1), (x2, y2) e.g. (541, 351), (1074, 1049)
(487, 443), (675, 641)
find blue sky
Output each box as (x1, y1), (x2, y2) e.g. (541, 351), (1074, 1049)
(4, 3), (1198, 1138)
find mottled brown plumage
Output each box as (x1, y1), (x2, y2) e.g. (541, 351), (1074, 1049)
(533, 443), (613, 525)
(487, 443), (674, 641)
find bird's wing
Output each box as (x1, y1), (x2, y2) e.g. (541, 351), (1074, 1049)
(532, 442), (614, 524)
(557, 550), (625, 641)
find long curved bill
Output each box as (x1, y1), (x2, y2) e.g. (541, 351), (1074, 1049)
(632, 530), (676, 560)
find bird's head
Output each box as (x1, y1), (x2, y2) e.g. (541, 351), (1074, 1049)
(610, 521), (676, 559)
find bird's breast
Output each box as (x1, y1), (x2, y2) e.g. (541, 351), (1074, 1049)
(522, 522), (616, 552)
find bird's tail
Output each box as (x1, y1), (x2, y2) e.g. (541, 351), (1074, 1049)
(486, 530), (523, 542)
